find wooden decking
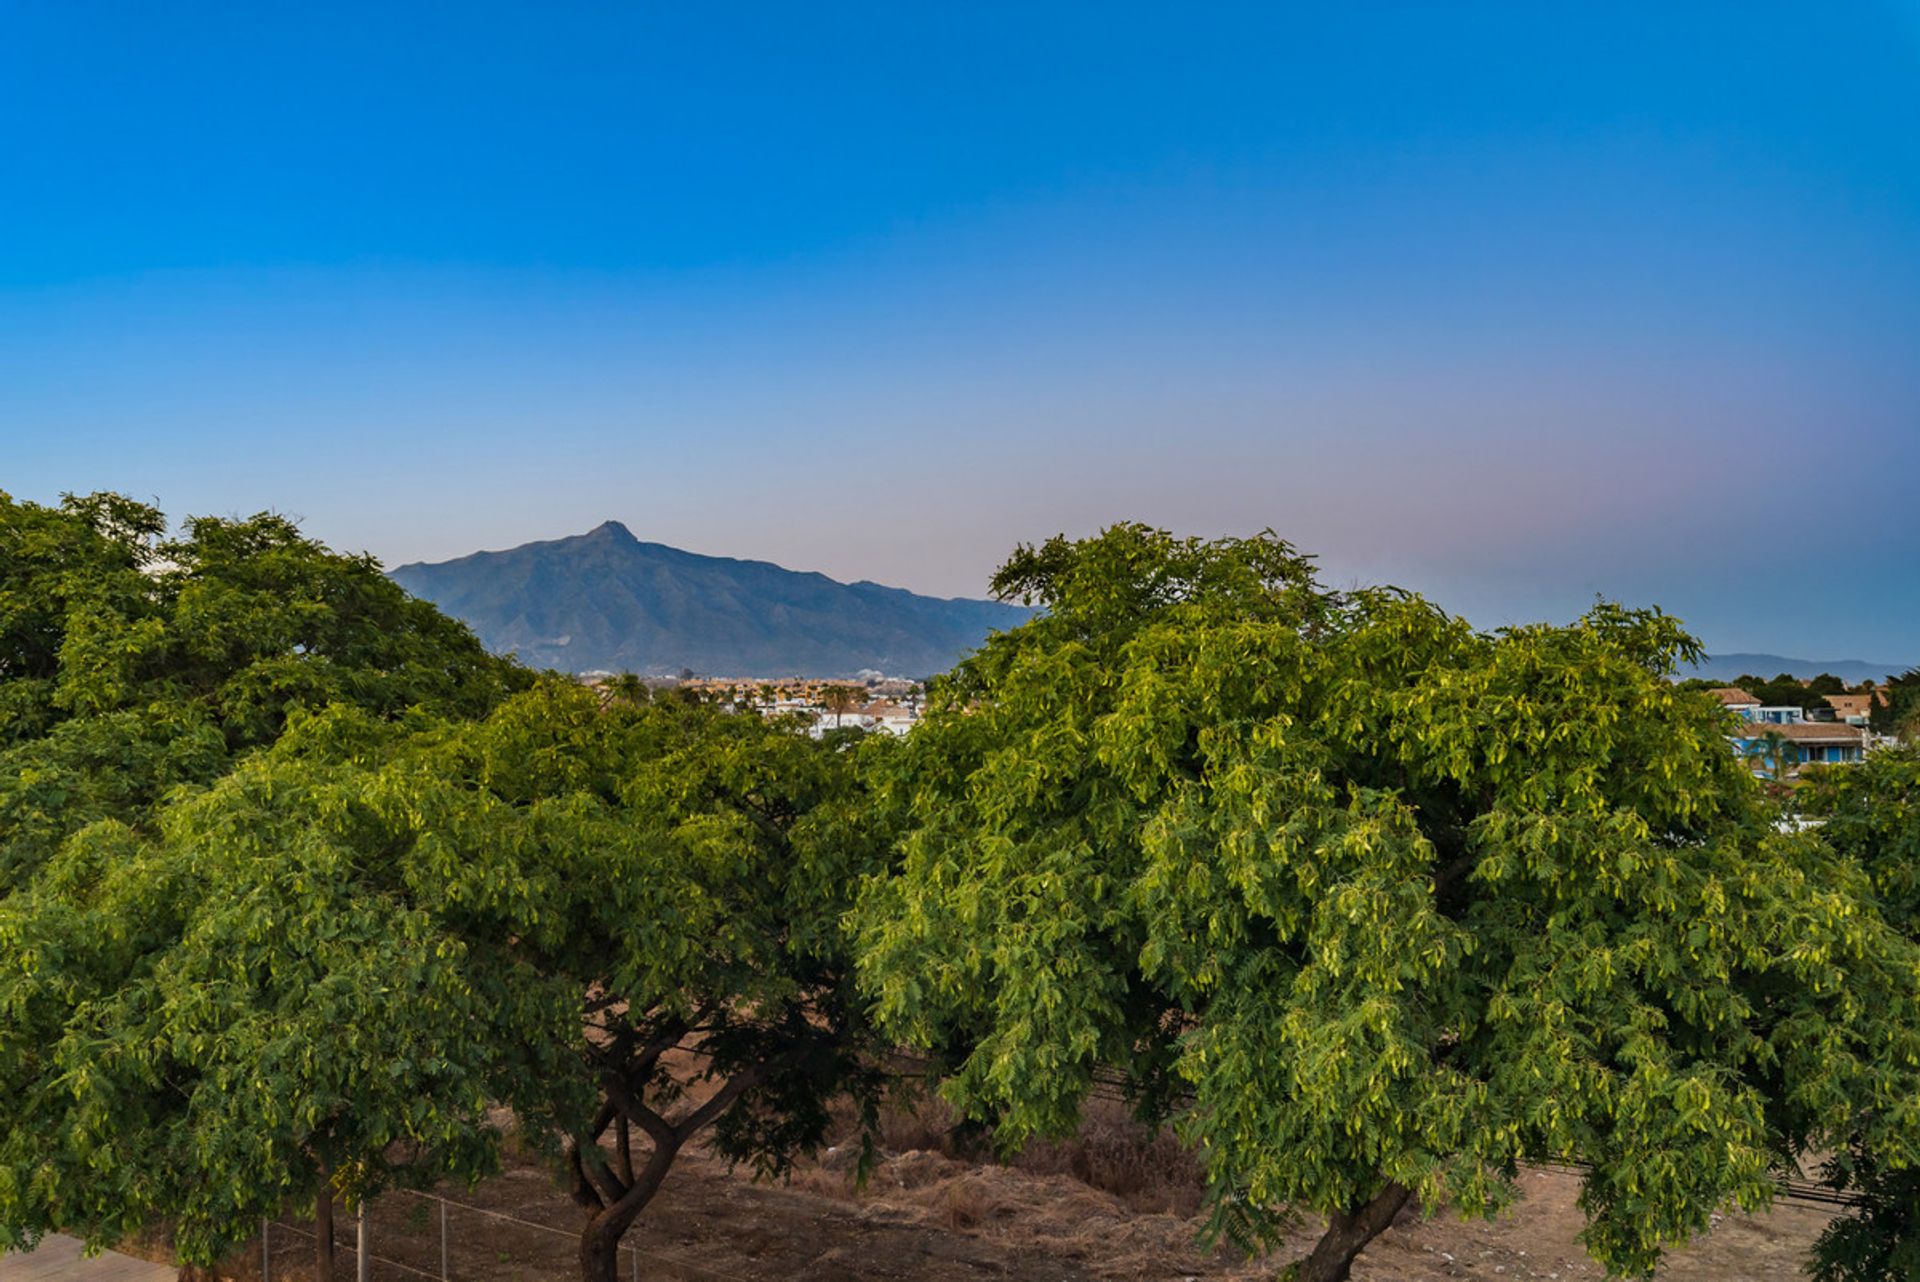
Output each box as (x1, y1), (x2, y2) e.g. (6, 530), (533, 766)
(0, 1236), (173, 1282)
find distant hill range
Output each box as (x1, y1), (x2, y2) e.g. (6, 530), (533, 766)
(1681, 652), (1916, 684)
(388, 521), (1033, 679)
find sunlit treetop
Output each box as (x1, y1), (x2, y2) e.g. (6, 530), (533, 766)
(0, 490), (526, 890)
(858, 524), (1920, 1281)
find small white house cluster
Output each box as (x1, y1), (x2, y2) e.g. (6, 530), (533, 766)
(801, 700), (919, 738)
(669, 677), (926, 739)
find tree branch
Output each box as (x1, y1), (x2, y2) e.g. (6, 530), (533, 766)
(672, 1066), (765, 1144)
(587, 1098), (618, 1142)
(565, 1095), (630, 1211)
(565, 1140), (604, 1212)
(627, 1098), (678, 1153)
(576, 1138), (629, 1209)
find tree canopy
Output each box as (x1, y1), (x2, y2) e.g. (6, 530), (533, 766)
(0, 491), (530, 1268)
(1, 493), (887, 1281)
(320, 678), (888, 1282)
(852, 524), (1920, 1281)
(1800, 746), (1920, 1282)
(3, 671), (885, 1280)
(0, 492), (522, 890)
(1869, 669), (1920, 741)
(0, 728), (544, 1262)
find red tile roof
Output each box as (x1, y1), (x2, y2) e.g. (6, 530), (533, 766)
(1734, 722), (1864, 745)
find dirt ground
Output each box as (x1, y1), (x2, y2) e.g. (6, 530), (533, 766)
(239, 1141), (1837, 1282)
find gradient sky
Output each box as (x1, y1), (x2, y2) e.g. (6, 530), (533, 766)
(4, 3), (1917, 661)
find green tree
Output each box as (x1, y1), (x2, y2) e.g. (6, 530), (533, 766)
(0, 492), (529, 1276)
(852, 525), (1920, 1282)
(0, 736), (547, 1271)
(1805, 673), (1848, 700)
(1870, 669), (1920, 741)
(224, 680), (890, 1282)
(1800, 747), (1920, 1282)
(6, 656), (887, 1282)
(0, 493), (521, 888)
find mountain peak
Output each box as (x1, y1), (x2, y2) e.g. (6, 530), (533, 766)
(584, 520), (637, 543)
(388, 530), (1033, 679)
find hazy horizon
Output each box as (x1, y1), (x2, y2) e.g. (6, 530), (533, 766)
(6, 4), (1917, 657)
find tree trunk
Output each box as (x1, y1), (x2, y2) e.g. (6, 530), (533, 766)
(1293, 1182), (1412, 1282)
(314, 1180), (335, 1281)
(574, 1139), (678, 1282)
(571, 1066), (761, 1281)
(577, 1184), (664, 1282)
(578, 1218), (623, 1282)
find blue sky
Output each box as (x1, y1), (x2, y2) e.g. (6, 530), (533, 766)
(4, 3), (1917, 662)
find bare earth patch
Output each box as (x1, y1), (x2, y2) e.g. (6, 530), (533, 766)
(231, 1145), (1834, 1282)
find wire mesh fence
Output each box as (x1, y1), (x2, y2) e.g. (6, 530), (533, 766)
(260, 1190), (749, 1282)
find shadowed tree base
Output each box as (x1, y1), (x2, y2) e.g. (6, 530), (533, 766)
(1292, 1183), (1412, 1282)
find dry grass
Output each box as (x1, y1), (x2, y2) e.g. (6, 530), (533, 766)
(806, 1086), (1205, 1219)
(1006, 1099), (1204, 1216)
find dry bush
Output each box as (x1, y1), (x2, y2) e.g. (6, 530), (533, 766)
(931, 1175), (997, 1230)
(845, 1086), (1203, 1217)
(1004, 1096), (1203, 1216)
(874, 1087), (960, 1155)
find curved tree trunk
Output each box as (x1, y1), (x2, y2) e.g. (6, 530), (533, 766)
(1293, 1181), (1412, 1282)
(570, 1068), (764, 1281)
(574, 1142), (678, 1282)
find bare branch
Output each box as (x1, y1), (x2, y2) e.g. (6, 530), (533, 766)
(672, 1067), (765, 1143)
(627, 1098), (678, 1153)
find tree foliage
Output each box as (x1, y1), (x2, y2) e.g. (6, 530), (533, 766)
(1801, 746), (1920, 1282)
(0, 492), (521, 891)
(1, 493), (885, 1281)
(852, 525), (1920, 1281)
(0, 736), (544, 1261)
(327, 679), (889, 1282)
(9, 497), (1919, 1282)
(1869, 669), (1920, 741)
(0, 492), (528, 1263)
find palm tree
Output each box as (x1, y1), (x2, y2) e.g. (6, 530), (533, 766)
(1757, 728), (1797, 784)
(599, 672), (648, 709)
(820, 684), (863, 729)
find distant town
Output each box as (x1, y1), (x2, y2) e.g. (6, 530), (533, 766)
(585, 671), (928, 737)
(578, 666), (1920, 777)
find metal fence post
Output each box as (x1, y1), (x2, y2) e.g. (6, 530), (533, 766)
(357, 1202), (369, 1282)
(261, 1217), (270, 1282)
(440, 1198), (448, 1281)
